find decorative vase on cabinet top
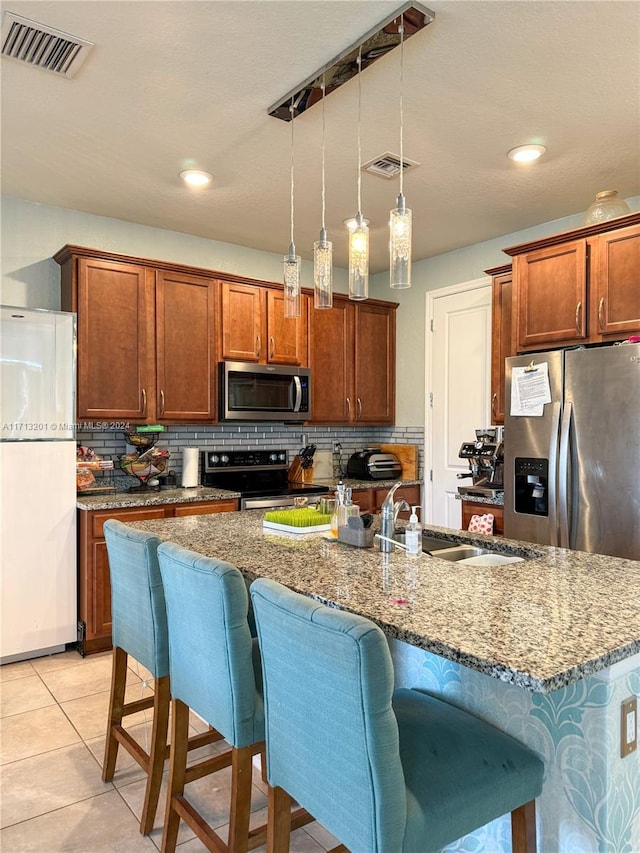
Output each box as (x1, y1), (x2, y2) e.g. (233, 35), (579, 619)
(583, 190), (631, 225)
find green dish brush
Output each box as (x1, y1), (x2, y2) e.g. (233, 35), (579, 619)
(264, 507), (331, 527)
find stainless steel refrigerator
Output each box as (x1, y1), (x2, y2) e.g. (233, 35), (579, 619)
(0, 306), (77, 663)
(504, 343), (640, 560)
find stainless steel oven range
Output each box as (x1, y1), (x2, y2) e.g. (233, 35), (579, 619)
(200, 449), (330, 510)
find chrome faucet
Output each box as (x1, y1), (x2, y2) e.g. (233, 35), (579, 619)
(380, 482), (405, 552)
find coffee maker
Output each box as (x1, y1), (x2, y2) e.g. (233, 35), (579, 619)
(457, 428), (504, 499)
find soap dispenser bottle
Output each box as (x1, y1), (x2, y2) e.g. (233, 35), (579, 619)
(405, 506), (422, 556)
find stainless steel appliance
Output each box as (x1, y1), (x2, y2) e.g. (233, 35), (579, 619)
(346, 449), (402, 481)
(219, 361), (310, 422)
(1, 306), (77, 663)
(504, 343), (640, 559)
(201, 449), (329, 510)
(457, 428), (504, 500)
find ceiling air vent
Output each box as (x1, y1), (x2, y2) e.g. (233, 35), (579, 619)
(1, 12), (94, 78)
(362, 153), (420, 180)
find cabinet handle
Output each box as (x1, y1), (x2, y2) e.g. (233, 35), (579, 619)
(575, 301), (582, 334)
(141, 388), (147, 416)
(269, 336), (274, 360)
(357, 397), (362, 419)
(598, 297), (605, 330)
(159, 390), (165, 417)
(256, 335), (261, 358)
(492, 393), (498, 418)
(346, 397), (351, 416)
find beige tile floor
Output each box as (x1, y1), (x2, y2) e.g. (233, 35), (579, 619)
(0, 649), (339, 852)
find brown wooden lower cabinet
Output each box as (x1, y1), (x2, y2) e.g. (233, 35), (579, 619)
(351, 484), (421, 521)
(77, 499), (238, 656)
(460, 500), (504, 536)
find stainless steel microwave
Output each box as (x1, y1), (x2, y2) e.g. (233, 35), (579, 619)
(218, 361), (311, 422)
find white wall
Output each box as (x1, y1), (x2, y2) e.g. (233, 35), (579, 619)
(0, 195), (350, 309)
(372, 196), (640, 426)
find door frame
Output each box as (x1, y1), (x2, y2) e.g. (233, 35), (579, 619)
(424, 276), (491, 523)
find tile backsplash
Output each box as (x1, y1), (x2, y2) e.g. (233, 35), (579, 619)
(76, 423), (424, 488)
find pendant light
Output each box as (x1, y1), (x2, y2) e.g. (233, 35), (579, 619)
(284, 99), (301, 318)
(314, 74), (333, 309)
(348, 46), (369, 301)
(389, 15), (412, 289)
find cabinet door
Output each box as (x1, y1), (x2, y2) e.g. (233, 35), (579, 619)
(490, 271), (513, 425)
(77, 258), (154, 420)
(351, 489), (375, 513)
(173, 499), (238, 516)
(220, 281), (262, 361)
(354, 303), (396, 424)
(308, 298), (353, 423)
(461, 500), (504, 535)
(515, 240), (588, 349)
(374, 484), (420, 519)
(265, 290), (308, 365)
(591, 224), (640, 337)
(156, 271), (216, 421)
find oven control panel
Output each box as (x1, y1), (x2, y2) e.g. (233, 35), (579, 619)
(202, 449), (288, 472)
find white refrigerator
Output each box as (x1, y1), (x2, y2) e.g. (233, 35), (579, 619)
(1, 306), (77, 663)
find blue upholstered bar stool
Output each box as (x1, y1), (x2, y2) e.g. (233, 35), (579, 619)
(156, 542), (310, 853)
(250, 578), (545, 853)
(102, 520), (223, 835)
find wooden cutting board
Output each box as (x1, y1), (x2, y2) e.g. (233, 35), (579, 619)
(380, 444), (419, 480)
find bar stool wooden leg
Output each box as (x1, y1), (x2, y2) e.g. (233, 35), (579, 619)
(511, 800), (537, 853)
(161, 698), (190, 853)
(267, 785), (293, 853)
(102, 647), (127, 782)
(228, 744), (254, 853)
(140, 675), (171, 835)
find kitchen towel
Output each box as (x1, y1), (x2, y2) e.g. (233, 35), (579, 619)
(181, 447), (199, 488)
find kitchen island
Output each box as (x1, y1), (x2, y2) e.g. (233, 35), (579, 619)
(131, 511), (640, 852)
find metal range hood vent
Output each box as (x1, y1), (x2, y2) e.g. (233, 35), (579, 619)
(1, 11), (94, 78)
(268, 1), (435, 121)
(363, 152), (420, 179)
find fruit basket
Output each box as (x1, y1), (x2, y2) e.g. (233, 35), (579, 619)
(119, 447), (170, 492)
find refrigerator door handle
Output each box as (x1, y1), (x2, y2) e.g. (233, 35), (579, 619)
(547, 401), (562, 547)
(558, 401), (573, 549)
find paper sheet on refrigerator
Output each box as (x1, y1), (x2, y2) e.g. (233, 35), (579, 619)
(510, 363), (551, 416)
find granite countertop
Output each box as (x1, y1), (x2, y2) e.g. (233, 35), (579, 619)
(310, 477), (422, 491)
(456, 492), (505, 506)
(76, 486), (240, 511)
(129, 511), (640, 694)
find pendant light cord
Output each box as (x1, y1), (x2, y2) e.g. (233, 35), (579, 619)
(399, 16), (405, 197)
(290, 99), (295, 247)
(357, 46), (362, 213)
(321, 74), (326, 231)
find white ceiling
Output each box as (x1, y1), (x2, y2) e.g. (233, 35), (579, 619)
(2, 0), (639, 274)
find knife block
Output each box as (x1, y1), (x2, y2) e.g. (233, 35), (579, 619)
(288, 455), (314, 483)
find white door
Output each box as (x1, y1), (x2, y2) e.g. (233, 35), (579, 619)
(425, 279), (492, 527)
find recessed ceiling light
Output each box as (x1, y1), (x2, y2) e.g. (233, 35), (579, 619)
(507, 144), (547, 163)
(180, 169), (213, 187)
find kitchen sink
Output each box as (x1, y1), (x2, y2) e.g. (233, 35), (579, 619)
(394, 532), (456, 552)
(431, 546), (491, 561)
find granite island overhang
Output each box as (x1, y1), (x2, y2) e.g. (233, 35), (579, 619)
(128, 510), (640, 695)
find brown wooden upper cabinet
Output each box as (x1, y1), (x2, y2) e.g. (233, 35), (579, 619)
(219, 280), (307, 366)
(56, 246), (216, 423)
(308, 296), (397, 425)
(504, 213), (640, 352)
(486, 264), (513, 425)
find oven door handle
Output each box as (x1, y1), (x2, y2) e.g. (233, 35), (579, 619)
(292, 375), (303, 412)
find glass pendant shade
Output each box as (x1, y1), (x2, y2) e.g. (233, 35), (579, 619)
(348, 213), (369, 300)
(283, 243), (301, 318)
(389, 193), (412, 289)
(314, 227), (333, 309)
